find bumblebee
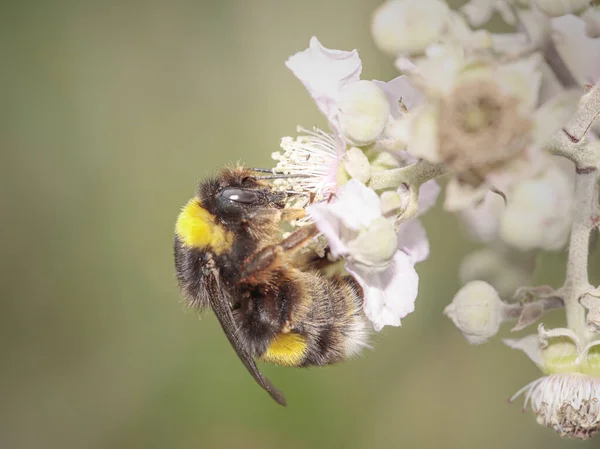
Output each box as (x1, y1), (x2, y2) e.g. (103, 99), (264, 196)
(174, 166), (370, 405)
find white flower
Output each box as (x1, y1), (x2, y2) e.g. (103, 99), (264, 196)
(499, 163), (574, 251)
(402, 48), (542, 195)
(444, 281), (505, 344)
(308, 179), (435, 331)
(460, 0), (516, 27)
(371, 0), (451, 56)
(285, 36), (362, 125)
(286, 37), (423, 146)
(272, 127), (341, 217)
(506, 326), (600, 439)
(535, 0), (590, 18)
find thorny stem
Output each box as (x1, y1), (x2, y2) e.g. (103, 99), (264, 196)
(545, 79), (600, 341)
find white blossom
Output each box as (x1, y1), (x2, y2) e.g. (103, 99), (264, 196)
(444, 281), (505, 344)
(308, 180), (436, 331)
(506, 326), (600, 439)
(371, 0), (450, 56)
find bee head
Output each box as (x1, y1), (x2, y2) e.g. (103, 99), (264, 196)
(199, 166), (287, 222)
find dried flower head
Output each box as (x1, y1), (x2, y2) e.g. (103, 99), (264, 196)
(438, 79), (533, 182)
(511, 374), (600, 440)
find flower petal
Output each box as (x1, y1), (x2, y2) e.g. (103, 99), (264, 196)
(552, 15), (600, 86)
(374, 75), (424, 118)
(307, 179), (383, 258)
(397, 219), (430, 263)
(307, 201), (348, 257)
(417, 179), (441, 215)
(504, 334), (545, 370)
(327, 179), (382, 230)
(286, 37), (362, 123)
(347, 251), (419, 331)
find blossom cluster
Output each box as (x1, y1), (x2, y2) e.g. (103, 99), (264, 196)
(270, 0), (600, 439)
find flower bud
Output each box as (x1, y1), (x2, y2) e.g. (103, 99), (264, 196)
(444, 281), (504, 345)
(338, 81), (390, 145)
(347, 217), (398, 267)
(343, 147), (371, 183)
(499, 166), (573, 251)
(582, 8), (600, 38)
(534, 0), (589, 17)
(371, 0), (450, 56)
(380, 191), (404, 215)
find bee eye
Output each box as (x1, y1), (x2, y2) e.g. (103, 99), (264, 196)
(220, 188), (259, 204)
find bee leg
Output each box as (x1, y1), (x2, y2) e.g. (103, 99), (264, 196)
(242, 208), (282, 225)
(280, 208), (306, 221)
(238, 224), (319, 284)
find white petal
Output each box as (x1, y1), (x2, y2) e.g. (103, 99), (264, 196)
(397, 219), (430, 264)
(307, 202), (349, 257)
(504, 334), (545, 370)
(286, 37), (362, 123)
(494, 54), (542, 113)
(343, 147), (371, 183)
(417, 179), (441, 215)
(582, 7), (600, 38)
(374, 75), (425, 117)
(460, 0), (496, 27)
(552, 15), (600, 86)
(328, 179), (382, 230)
(443, 178), (489, 211)
(371, 0), (450, 56)
(408, 104), (441, 162)
(347, 251), (419, 331)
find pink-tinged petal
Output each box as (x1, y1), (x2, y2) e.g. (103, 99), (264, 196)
(307, 202), (348, 257)
(307, 180), (382, 257)
(397, 219), (430, 263)
(327, 179), (382, 230)
(551, 15), (600, 86)
(374, 75), (425, 118)
(417, 179), (440, 215)
(503, 335), (545, 370)
(286, 37), (362, 123)
(347, 251), (419, 331)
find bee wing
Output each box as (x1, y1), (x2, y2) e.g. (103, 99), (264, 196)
(207, 271), (287, 406)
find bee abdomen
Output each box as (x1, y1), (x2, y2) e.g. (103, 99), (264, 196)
(295, 274), (370, 367)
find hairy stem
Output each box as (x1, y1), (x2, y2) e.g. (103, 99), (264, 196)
(368, 160), (446, 191)
(564, 169), (598, 339)
(544, 79), (600, 341)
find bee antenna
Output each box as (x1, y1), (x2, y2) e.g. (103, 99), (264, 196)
(255, 174), (312, 180)
(249, 168), (276, 173)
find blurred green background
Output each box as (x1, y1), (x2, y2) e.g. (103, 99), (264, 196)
(2, 1), (599, 448)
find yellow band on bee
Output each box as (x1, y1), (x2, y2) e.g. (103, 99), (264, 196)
(262, 333), (307, 367)
(175, 199), (233, 254)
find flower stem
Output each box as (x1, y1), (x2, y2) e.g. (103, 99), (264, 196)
(563, 168), (598, 339)
(368, 160), (446, 191)
(544, 79), (600, 341)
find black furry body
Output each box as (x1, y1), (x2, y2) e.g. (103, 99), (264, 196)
(174, 166), (370, 404)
